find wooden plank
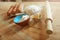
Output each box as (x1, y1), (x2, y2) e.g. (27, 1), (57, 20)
(1, 2), (60, 40)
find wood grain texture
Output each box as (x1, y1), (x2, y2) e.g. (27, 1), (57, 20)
(0, 2), (48, 40)
(0, 0), (60, 2)
(22, 0), (60, 2)
(0, 2), (60, 40)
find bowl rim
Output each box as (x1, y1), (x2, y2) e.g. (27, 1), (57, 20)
(14, 14), (30, 23)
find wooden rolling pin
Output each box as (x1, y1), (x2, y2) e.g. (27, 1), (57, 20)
(45, 1), (53, 34)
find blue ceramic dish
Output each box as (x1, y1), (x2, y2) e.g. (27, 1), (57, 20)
(14, 13), (29, 23)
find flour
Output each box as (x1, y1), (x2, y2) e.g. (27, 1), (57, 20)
(24, 5), (41, 15)
(20, 15), (29, 22)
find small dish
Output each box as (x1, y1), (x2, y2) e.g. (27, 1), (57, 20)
(14, 13), (30, 26)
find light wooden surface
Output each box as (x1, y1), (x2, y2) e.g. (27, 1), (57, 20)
(0, 2), (48, 40)
(0, 0), (60, 2)
(22, 0), (60, 2)
(0, 2), (60, 40)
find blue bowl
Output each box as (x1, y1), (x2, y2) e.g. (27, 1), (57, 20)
(14, 14), (29, 23)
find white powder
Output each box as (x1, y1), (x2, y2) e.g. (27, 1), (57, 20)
(24, 5), (41, 15)
(20, 15), (29, 22)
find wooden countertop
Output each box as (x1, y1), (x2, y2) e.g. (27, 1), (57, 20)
(0, 2), (60, 40)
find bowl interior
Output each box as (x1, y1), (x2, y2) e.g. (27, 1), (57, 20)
(14, 14), (29, 23)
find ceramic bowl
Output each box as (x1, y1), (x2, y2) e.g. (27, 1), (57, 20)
(14, 13), (30, 26)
